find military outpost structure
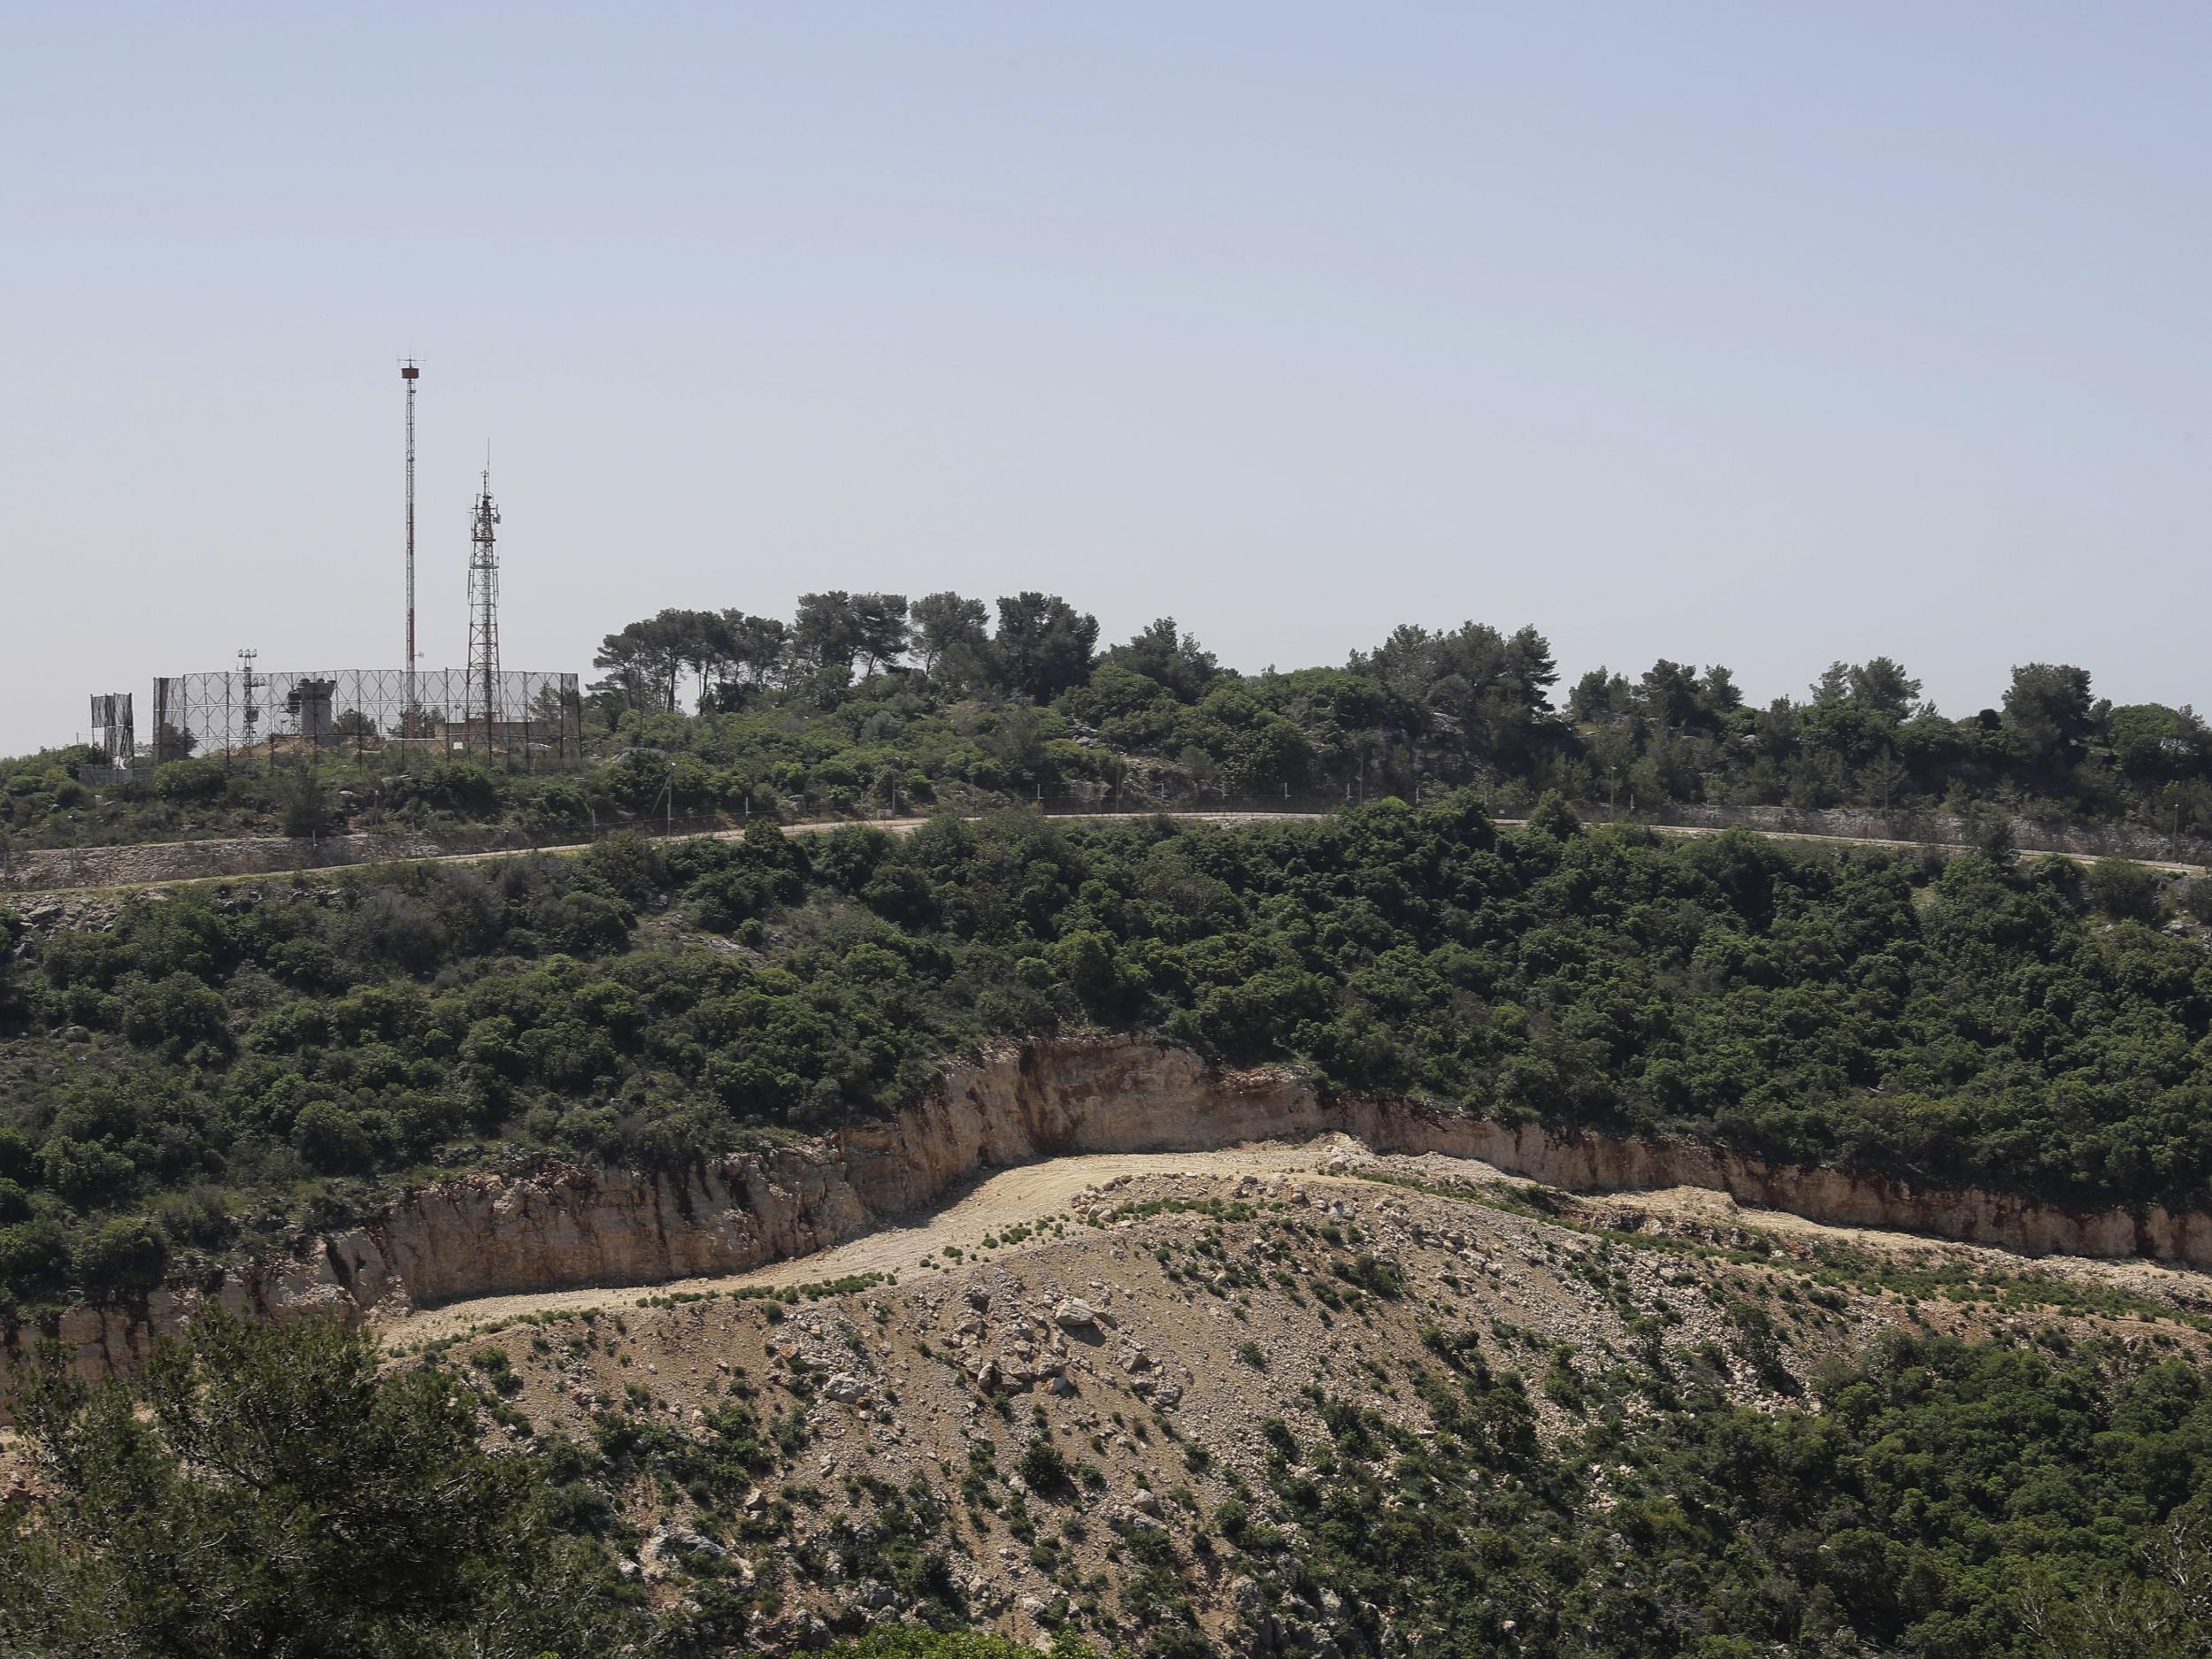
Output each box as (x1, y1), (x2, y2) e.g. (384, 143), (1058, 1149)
(82, 365), (580, 780)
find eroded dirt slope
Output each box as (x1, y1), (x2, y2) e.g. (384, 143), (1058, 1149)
(419, 1134), (2211, 1654)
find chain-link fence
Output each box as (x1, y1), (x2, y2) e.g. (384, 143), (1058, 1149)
(1033, 787), (1342, 818)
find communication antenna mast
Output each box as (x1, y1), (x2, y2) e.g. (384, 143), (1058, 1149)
(400, 359), (420, 740)
(465, 462), (502, 757)
(237, 649), (261, 750)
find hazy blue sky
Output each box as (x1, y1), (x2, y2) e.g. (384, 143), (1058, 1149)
(5, 4), (2208, 757)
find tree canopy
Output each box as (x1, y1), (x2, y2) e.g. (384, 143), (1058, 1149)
(0, 1310), (620, 1658)
(8, 802), (2212, 1314)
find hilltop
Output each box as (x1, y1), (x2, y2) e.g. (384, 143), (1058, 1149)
(10, 597), (2212, 869)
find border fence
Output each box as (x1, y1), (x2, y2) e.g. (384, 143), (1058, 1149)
(133, 667), (582, 774)
(1033, 788), (1344, 818)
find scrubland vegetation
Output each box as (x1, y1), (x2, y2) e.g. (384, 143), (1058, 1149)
(9, 593), (2212, 847)
(11, 603), (2212, 1657)
(7, 797), (2212, 1313)
(6, 1272), (2210, 1657)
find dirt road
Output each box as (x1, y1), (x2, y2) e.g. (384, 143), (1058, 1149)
(16, 807), (2207, 908)
(1622, 822), (2212, 878)
(385, 1133), (2212, 1348)
(386, 1139), (1343, 1346)
(4, 812), (1332, 903)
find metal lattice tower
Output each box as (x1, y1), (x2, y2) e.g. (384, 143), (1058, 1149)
(401, 359), (420, 739)
(237, 649), (260, 750)
(465, 465), (502, 753)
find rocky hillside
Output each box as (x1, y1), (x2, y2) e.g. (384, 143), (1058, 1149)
(11, 1101), (2212, 1655)
(413, 1141), (2210, 1655)
(24, 1035), (2212, 1386)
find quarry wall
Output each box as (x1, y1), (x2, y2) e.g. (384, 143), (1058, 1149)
(16, 1035), (2212, 1382)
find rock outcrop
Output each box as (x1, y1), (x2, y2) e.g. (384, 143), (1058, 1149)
(16, 1035), (2212, 1385)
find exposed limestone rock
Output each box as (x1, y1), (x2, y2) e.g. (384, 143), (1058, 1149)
(19, 1033), (2212, 1389)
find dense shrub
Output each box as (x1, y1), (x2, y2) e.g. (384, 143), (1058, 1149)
(1242, 1332), (2212, 1658)
(9, 802), (2212, 1311)
(69, 1215), (167, 1296)
(0, 1311), (621, 1655)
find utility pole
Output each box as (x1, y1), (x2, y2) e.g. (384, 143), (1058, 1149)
(401, 360), (419, 741)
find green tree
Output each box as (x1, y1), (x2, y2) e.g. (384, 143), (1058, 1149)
(2085, 856), (2162, 922)
(1859, 746), (1909, 810)
(850, 593), (912, 679)
(279, 769), (331, 839)
(992, 593), (1099, 700)
(910, 592), (992, 686)
(588, 611), (687, 712)
(1637, 658), (1703, 729)
(2004, 662), (2098, 777)
(1103, 617), (1220, 703)
(794, 590), (865, 672)
(718, 609), (793, 692)
(0, 1310), (620, 1658)
(1566, 666), (1631, 723)
(2109, 703), (2208, 781)
(1849, 655), (1923, 718)
(69, 1215), (167, 1298)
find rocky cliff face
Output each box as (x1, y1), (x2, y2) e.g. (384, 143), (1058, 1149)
(16, 1035), (2212, 1384)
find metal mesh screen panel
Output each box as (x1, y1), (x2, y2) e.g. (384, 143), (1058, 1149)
(150, 667), (581, 770)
